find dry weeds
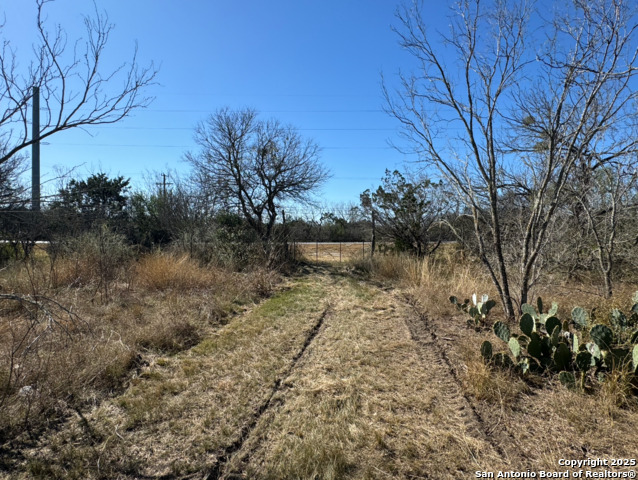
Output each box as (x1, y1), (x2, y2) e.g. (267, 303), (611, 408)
(3, 249), (638, 479)
(10, 274), (327, 478)
(134, 252), (216, 291)
(0, 249), (279, 459)
(365, 251), (638, 475)
(223, 272), (506, 479)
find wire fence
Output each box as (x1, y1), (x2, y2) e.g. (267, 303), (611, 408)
(291, 241), (374, 263)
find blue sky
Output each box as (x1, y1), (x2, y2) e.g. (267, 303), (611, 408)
(1, 1), (451, 208)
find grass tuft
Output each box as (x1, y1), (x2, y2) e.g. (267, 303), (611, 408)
(135, 252), (215, 291)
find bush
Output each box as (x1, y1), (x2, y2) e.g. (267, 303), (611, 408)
(50, 226), (132, 299)
(135, 252), (215, 291)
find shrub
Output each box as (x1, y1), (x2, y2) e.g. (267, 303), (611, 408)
(50, 226), (132, 300)
(135, 252), (214, 291)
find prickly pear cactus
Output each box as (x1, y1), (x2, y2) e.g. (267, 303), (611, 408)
(509, 337), (521, 359)
(571, 307), (588, 329)
(575, 351), (592, 371)
(527, 334), (542, 360)
(520, 313), (534, 337)
(451, 293), (496, 326)
(610, 309), (628, 329)
(550, 325), (562, 347)
(590, 324), (614, 350)
(493, 321), (510, 343)
(546, 317), (561, 337)
(518, 357), (531, 375)
(521, 303), (537, 319)
(493, 352), (514, 369)
(586, 342), (602, 365)
(480, 340), (493, 361)
(481, 299), (497, 315)
(571, 332), (579, 353)
(553, 343), (571, 371)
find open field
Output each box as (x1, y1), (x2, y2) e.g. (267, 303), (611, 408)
(2, 262), (637, 479)
(293, 242), (372, 263)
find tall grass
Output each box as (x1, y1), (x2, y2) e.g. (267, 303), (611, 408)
(355, 248), (495, 317)
(364, 247), (638, 420)
(0, 244), (279, 441)
(135, 252), (215, 291)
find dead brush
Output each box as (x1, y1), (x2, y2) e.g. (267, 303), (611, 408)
(597, 367), (638, 415)
(367, 252), (495, 317)
(48, 228), (132, 301)
(135, 252), (215, 291)
(242, 267), (279, 298)
(462, 346), (528, 405)
(0, 293), (93, 435)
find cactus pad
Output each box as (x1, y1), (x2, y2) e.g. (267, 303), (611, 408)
(572, 332), (579, 353)
(481, 299), (497, 315)
(575, 351), (592, 371)
(480, 340), (493, 361)
(553, 343), (571, 370)
(528, 336), (542, 359)
(493, 353), (514, 369)
(610, 309), (628, 329)
(521, 303), (537, 319)
(590, 324), (613, 350)
(550, 325), (562, 347)
(493, 321), (510, 343)
(545, 317), (561, 336)
(571, 307), (588, 329)
(509, 337), (521, 359)
(520, 313), (534, 336)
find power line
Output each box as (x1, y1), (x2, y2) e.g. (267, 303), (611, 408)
(143, 108), (386, 114)
(46, 143), (395, 150)
(95, 126), (397, 132)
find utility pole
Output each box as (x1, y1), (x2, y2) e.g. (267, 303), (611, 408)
(31, 86), (40, 211)
(155, 173), (173, 198)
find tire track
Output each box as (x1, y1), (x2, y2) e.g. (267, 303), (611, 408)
(401, 293), (513, 462)
(207, 304), (331, 480)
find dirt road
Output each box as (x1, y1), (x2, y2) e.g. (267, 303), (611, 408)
(9, 265), (638, 479)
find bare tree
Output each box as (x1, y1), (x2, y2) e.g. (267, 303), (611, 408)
(185, 108), (330, 249)
(385, 0), (638, 318)
(573, 164), (638, 298)
(0, 0), (157, 166)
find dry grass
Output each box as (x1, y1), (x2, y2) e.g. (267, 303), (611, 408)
(5, 248), (638, 478)
(134, 252), (215, 291)
(294, 242), (371, 263)
(462, 348), (529, 405)
(365, 248), (638, 474)
(224, 273), (506, 479)
(14, 274), (328, 478)
(0, 247), (279, 450)
(352, 246), (495, 319)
